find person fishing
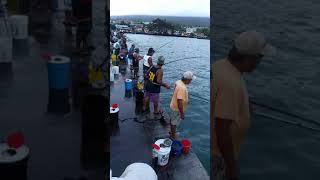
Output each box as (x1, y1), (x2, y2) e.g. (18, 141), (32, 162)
(143, 56), (170, 115)
(169, 71), (196, 139)
(73, 0), (92, 54)
(128, 44), (135, 70)
(143, 48), (155, 74)
(113, 40), (121, 56)
(211, 31), (275, 180)
(132, 48), (143, 79)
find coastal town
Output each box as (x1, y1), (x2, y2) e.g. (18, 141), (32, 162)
(110, 18), (210, 39)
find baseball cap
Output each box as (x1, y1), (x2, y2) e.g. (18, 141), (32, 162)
(183, 71), (196, 80)
(148, 48), (155, 54)
(234, 31), (276, 56)
(157, 56), (165, 65)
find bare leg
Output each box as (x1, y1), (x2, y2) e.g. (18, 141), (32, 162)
(143, 96), (149, 112)
(170, 124), (177, 139)
(154, 103), (159, 114)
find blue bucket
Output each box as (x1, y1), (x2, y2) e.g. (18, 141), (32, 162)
(171, 140), (183, 156)
(47, 56), (70, 89)
(125, 79), (132, 91)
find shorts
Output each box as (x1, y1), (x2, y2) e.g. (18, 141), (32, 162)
(170, 110), (181, 126)
(144, 92), (159, 105)
(133, 66), (139, 72)
(211, 155), (227, 180)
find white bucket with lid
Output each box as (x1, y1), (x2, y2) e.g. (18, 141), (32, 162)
(154, 139), (171, 166)
(110, 71), (114, 82)
(9, 15), (28, 40)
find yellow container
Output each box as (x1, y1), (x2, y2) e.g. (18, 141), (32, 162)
(111, 53), (116, 65)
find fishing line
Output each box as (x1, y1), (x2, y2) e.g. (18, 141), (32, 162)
(250, 99), (320, 127)
(253, 111), (320, 133)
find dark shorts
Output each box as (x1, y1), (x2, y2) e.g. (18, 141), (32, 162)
(144, 92), (160, 104)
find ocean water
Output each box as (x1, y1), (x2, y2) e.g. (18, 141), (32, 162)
(212, 0), (320, 179)
(126, 34), (211, 172)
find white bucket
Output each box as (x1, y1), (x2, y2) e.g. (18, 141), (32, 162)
(10, 15), (28, 40)
(0, 36), (12, 63)
(113, 66), (119, 75)
(154, 139), (171, 166)
(110, 71), (114, 82)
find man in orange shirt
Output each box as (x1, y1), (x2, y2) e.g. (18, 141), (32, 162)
(169, 71), (196, 139)
(211, 31), (275, 180)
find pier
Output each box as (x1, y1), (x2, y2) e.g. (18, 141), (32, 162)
(109, 65), (209, 180)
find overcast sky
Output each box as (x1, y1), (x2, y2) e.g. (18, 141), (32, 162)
(110, 0), (210, 17)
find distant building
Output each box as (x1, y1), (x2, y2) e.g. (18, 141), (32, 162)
(115, 25), (131, 32)
(186, 27), (198, 34)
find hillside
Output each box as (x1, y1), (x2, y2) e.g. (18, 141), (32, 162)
(111, 15), (210, 27)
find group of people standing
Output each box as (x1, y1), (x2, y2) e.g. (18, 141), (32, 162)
(110, 31), (197, 139)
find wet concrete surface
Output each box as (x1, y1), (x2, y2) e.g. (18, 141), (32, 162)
(0, 0), (107, 179)
(110, 66), (209, 180)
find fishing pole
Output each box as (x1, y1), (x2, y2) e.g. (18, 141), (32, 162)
(155, 38), (177, 51)
(250, 99), (320, 127)
(164, 56), (204, 65)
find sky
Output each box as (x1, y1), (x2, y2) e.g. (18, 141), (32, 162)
(110, 0), (210, 17)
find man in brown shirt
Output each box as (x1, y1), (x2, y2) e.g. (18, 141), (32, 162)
(211, 31), (275, 180)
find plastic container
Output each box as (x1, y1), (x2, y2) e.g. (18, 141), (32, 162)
(112, 66), (119, 75)
(181, 139), (191, 154)
(154, 139), (171, 166)
(171, 140), (183, 156)
(47, 56), (70, 90)
(110, 104), (119, 124)
(124, 79), (132, 91)
(0, 143), (29, 180)
(110, 71), (114, 82)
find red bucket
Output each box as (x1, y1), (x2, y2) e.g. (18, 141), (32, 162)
(181, 139), (191, 154)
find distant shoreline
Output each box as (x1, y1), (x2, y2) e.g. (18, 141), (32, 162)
(126, 32), (210, 40)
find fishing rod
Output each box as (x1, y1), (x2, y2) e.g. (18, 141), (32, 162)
(155, 38), (177, 51)
(250, 99), (320, 127)
(164, 56), (204, 65)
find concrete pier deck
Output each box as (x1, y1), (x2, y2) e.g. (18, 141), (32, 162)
(110, 65), (209, 180)
(0, 0), (107, 179)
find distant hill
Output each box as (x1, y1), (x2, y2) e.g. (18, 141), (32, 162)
(111, 15), (210, 27)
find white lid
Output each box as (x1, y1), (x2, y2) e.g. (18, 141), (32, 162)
(110, 107), (119, 114)
(155, 139), (171, 154)
(0, 143), (29, 163)
(125, 79), (132, 83)
(49, 55), (70, 64)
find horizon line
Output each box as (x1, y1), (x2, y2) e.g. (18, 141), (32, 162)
(110, 14), (210, 18)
